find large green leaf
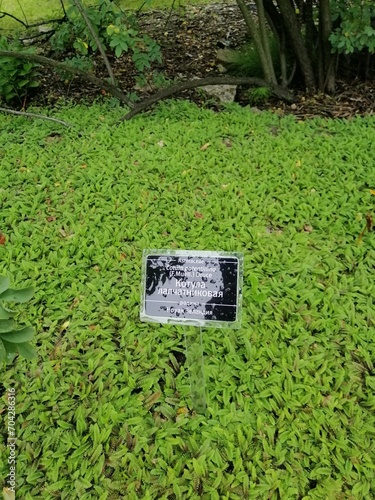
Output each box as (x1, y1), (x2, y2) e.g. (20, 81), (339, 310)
(0, 339), (6, 363)
(2, 339), (17, 353)
(17, 342), (37, 360)
(0, 304), (15, 319)
(0, 275), (10, 295)
(0, 326), (35, 343)
(0, 287), (34, 303)
(0, 319), (17, 333)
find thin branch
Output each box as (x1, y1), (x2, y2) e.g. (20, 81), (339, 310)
(136, 2), (147, 15)
(0, 11), (28, 27)
(20, 31), (56, 45)
(0, 11), (66, 28)
(16, 0), (28, 26)
(71, 0), (116, 86)
(60, 0), (67, 18)
(164, 0), (178, 29)
(0, 50), (133, 107)
(0, 107), (73, 127)
(119, 76), (294, 121)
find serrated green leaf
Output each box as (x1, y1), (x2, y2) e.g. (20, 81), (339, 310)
(0, 326), (35, 343)
(0, 287), (34, 303)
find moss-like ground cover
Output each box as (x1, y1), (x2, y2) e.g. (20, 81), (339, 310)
(1, 102), (375, 499)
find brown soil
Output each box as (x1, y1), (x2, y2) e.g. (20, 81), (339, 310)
(32, 2), (375, 119)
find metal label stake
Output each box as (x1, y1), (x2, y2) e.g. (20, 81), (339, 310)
(185, 327), (206, 413)
(140, 249), (243, 413)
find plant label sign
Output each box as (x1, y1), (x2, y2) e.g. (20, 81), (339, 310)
(140, 250), (243, 328)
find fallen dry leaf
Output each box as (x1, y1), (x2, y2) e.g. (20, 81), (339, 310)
(3, 487), (15, 500)
(46, 216), (56, 222)
(370, 189), (375, 195)
(200, 142), (210, 151)
(194, 212), (204, 219)
(177, 406), (189, 415)
(61, 320), (70, 331)
(366, 213), (373, 231)
(144, 390), (162, 409)
(0, 233), (5, 245)
(120, 253), (126, 261)
(303, 224), (313, 232)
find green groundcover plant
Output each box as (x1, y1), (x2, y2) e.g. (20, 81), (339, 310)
(0, 101), (374, 499)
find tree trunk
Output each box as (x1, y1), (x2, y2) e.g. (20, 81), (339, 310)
(276, 0), (316, 90)
(236, 0), (278, 84)
(305, 0), (317, 64)
(255, 0), (278, 84)
(319, 0), (335, 93)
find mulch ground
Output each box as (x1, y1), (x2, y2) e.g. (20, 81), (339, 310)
(30, 2), (375, 119)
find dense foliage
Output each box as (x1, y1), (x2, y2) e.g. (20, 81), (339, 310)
(0, 102), (374, 498)
(50, 0), (161, 74)
(330, 0), (375, 54)
(235, 0), (375, 94)
(0, 0), (374, 105)
(0, 37), (39, 102)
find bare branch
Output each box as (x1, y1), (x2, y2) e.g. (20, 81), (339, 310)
(0, 11), (28, 27)
(0, 50), (133, 107)
(71, 0), (116, 86)
(60, 0), (67, 18)
(0, 11), (66, 29)
(120, 76), (294, 121)
(0, 107), (73, 127)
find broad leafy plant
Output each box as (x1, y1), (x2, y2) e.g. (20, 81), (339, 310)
(0, 276), (36, 365)
(0, 36), (40, 102)
(330, 0), (375, 54)
(50, 0), (161, 77)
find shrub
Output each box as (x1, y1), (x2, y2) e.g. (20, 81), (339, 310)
(50, 0), (161, 78)
(0, 36), (40, 103)
(330, 0), (375, 54)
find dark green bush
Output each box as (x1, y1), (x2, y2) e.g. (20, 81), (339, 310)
(0, 36), (40, 103)
(330, 0), (375, 54)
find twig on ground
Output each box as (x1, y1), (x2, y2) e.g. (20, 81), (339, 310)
(0, 107), (74, 127)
